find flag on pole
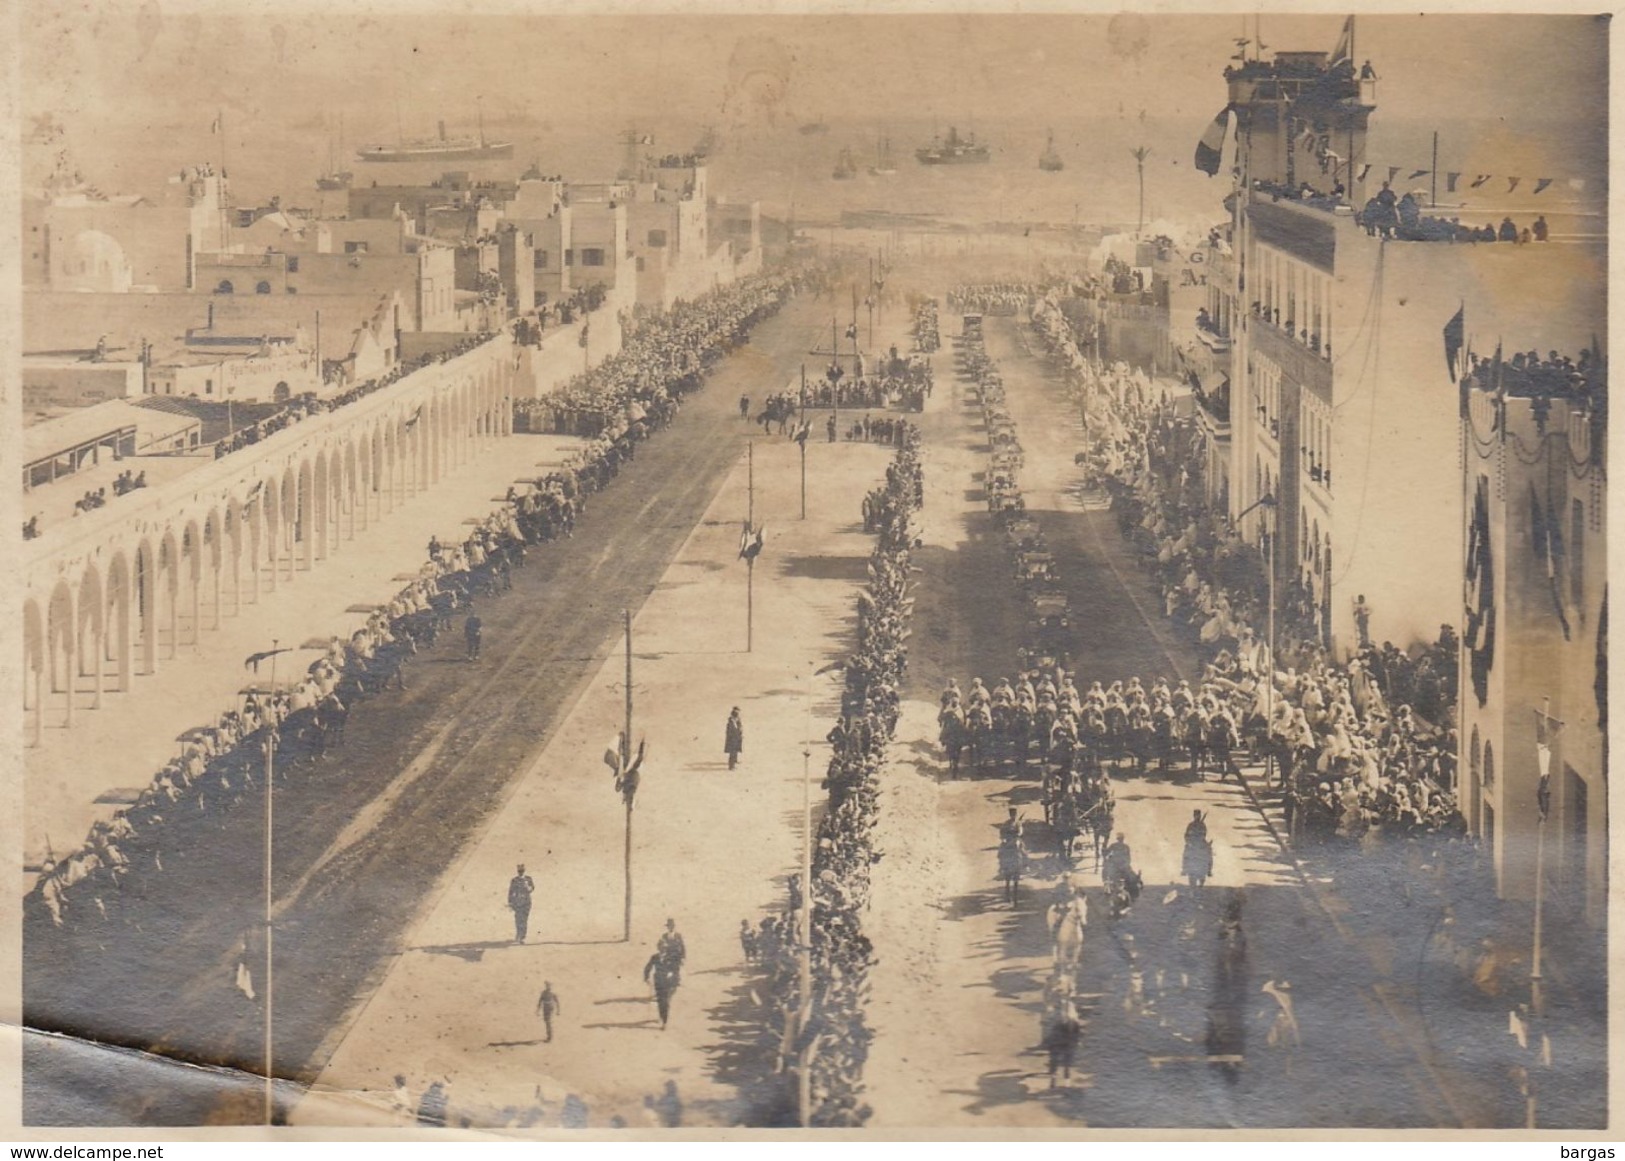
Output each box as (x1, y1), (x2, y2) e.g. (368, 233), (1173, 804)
(244, 647), (292, 673)
(403, 404), (423, 431)
(1193, 106), (1232, 177)
(845, 323), (858, 340)
(1356, 164), (1371, 181)
(1534, 178), (1554, 195)
(1443, 303), (1465, 381)
(739, 523), (765, 561)
(579, 320), (590, 348)
(1330, 15), (1354, 67)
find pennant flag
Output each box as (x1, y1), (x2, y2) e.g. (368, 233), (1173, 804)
(403, 404), (423, 431)
(1534, 178), (1554, 195)
(1465, 477), (1497, 707)
(793, 421), (810, 446)
(1356, 164), (1371, 182)
(1331, 15), (1354, 67)
(1194, 106), (1232, 177)
(1530, 483), (1572, 640)
(1507, 177), (1521, 193)
(245, 479), (265, 504)
(1443, 303), (1465, 381)
(845, 322), (858, 340)
(1447, 172), (1461, 192)
(244, 646), (292, 673)
(1408, 169), (1430, 180)
(1387, 166), (1401, 183)
(1472, 174), (1492, 188)
(739, 523), (765, 562)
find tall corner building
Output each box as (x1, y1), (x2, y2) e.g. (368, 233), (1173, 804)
(1209, 41), (1605, 659)
(1207, 29), (1606, 927)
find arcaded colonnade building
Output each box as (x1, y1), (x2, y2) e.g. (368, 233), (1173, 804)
(20, 334), (520, 746)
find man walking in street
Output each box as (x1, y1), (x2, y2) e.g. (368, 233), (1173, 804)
(725, 707), (744, 770)
(644, 918), (687, 1029)
(465, 612), (483, 662)
(507, 863), (535, 944)
(536, 981), (561, 1042)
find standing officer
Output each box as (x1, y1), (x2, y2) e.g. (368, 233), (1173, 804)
(507, 863), (535, 944)
(465, 613), (484, 662)
(724, 707), (744, 771)
(536, 981), (561, 1042)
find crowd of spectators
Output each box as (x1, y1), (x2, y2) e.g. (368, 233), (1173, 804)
(948, 283), (1038, 315)
(1030, 299), (1466, 845)
(912, 299), (940, 353)
(213, 332), (502, 460)
(25, 270), (804, 957)
(516, 270), (809, 438)
(743, 426), (922, 1127)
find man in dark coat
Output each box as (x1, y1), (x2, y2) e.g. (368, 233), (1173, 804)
(507, 864), (534, 943)
(725, 707), (744, 770)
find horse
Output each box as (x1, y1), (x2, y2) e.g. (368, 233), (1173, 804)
(966, 704), (994, 771)
(1152, 710), (1177, 775)
(938, 707), (967, 779)
(1049, 892), (1088, 970)
(1009, 702), (1035, 766)
(1033, 701), (1057, 758)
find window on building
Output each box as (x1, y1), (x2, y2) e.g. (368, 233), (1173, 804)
(1566, 764), (1588, 905)
(215, 280), (234, 294)
(564, 249), (574, 267)
(256, 280), (272, 295)
(582, 248), (605, 266)
(534, 251), (549, 269)
(647, 229), (668, 248)
(344, 241), (369, 255)
(287, 256), (299, 273)
(205, 379), (214, 395)
(1571, 499), (1584, 612)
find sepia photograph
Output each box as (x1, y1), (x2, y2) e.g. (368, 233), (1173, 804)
(8, 2), (1611, 1138)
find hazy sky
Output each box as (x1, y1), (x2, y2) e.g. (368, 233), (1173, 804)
(25, 7), (1608, 141)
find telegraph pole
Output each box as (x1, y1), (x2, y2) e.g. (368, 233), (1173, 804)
(262, 642), (279, 1126)
(797, 670), (815, 1127)
(1132, 145), (1152, 235)
(800, 365), (808, 520)
(623, 610), (633, 942)
(747, 441), (755, 653)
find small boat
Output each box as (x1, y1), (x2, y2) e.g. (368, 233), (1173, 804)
(832, 147), (857, 180)
(1039, 129), (1064, 173)
(317, 113), (353, 189)
(868, 136), (898, 176)
(916, 125), (991, 165)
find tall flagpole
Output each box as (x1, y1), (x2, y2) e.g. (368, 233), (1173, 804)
(263, 641), (278, 1126)
(747, 441), (755, 653)
(623, 610), (634, 942)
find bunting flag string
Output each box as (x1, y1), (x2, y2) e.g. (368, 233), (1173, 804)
(1408, 168), (1430, 180)
(1507, 177), (1522, 193)
(1387, 166), (1401, 182)
(1447, 172), (1461, 192)
(1472, 174), (1492, 188)
(1534, 178), (1554, 195)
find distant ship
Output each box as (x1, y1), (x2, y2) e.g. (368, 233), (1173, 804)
(868, 136), (898, 176)
(800, 120), (830, 136)
(916, 126), (991, 165)
(317, 113), (353, 189)
(832, 147), (857, 180)
(1039, 129), (1064, 173)
(358, 118), (514, 163)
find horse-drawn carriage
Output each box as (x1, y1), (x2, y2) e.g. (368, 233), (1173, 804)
(1016, 550), (1056, 585)
(1027, 591), (1072, 665)
(1004, 515), (1043, 552)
